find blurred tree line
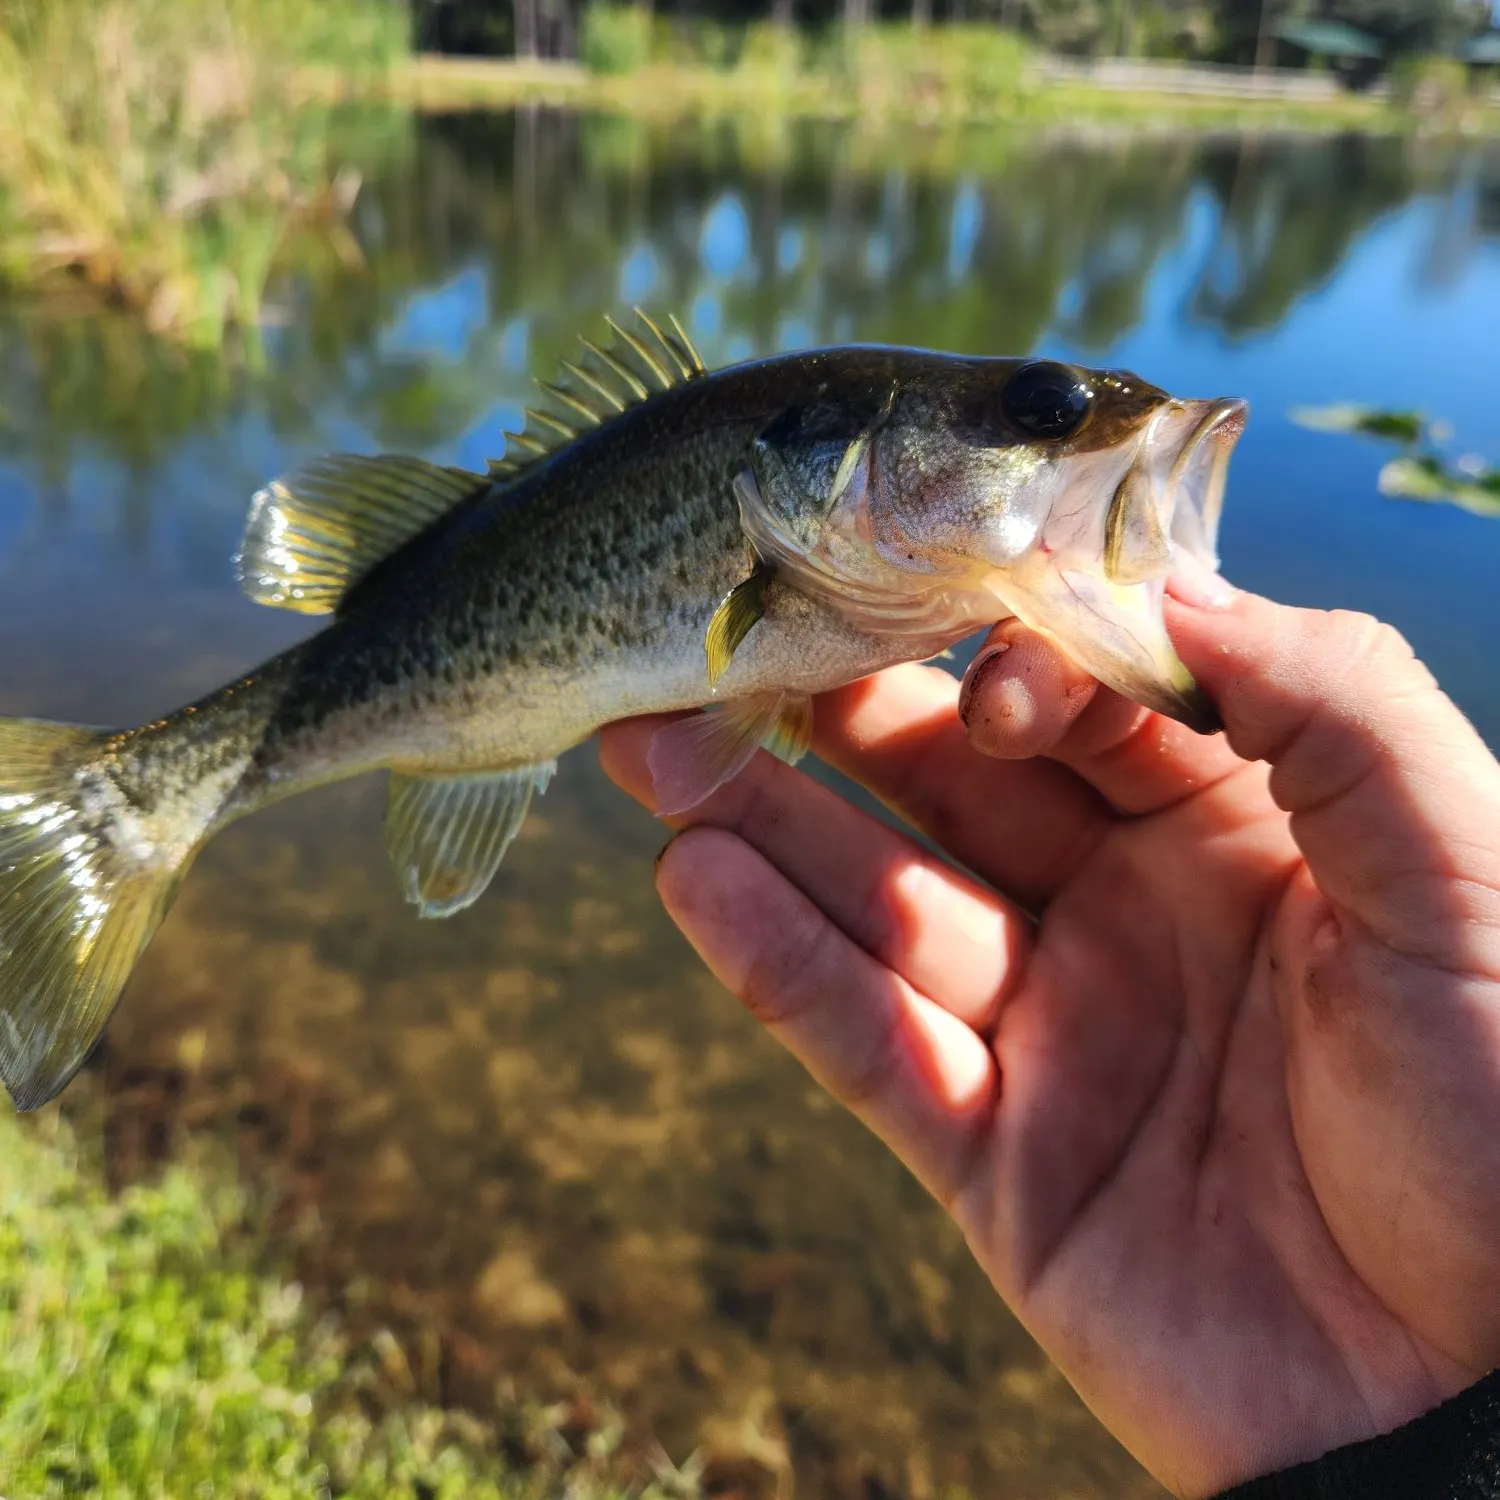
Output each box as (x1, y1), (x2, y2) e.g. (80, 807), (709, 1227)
(411, 0), (1495, 65)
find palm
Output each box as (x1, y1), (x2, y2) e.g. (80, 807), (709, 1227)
(992, 796), (1461, 1496)
(599, 594), (1500, 1497)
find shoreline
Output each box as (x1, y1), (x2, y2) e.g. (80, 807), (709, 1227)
(317, 52), (1499, 136)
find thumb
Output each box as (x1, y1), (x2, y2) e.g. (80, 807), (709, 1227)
(1167, 579), (1500, 962)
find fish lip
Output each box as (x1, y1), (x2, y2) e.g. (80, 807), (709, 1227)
(1173, 679), (1225, 736)
(1152, 396), (1245, 731)
(1163, 396), (1248, 568)
(1168, 398), (1248, 488)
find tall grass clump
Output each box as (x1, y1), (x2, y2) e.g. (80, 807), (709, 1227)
(0, 0), (407, 350)
(647, 14), (745, 70)
(736, 21), (805, 81)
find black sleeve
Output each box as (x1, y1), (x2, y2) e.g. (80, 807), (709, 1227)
(1216, 1371), (1500, 1499)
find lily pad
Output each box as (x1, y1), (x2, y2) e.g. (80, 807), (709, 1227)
(1379, 455), (1500, 519)
(1289, 403), (1438, 446)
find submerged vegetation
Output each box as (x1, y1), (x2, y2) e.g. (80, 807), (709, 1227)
(0, 1107), (708, 1498)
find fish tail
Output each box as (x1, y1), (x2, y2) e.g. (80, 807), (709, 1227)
(0, 717), (197, 1111)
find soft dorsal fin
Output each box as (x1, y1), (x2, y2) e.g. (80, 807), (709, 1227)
(485, 309), (706, 484)
(236, 454), (491, 615)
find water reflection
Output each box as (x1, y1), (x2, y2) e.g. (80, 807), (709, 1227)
(2, 114), (1499, 1500)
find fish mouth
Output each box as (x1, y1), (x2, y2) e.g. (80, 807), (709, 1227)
(1092, 396), (1247, 730)
(1161, 397), (1247, 572)
(1105, 397), (1246, 583)
(986, 397), (1247, 735)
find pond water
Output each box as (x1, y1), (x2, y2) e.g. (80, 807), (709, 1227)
(2, 113), (1498, 1499)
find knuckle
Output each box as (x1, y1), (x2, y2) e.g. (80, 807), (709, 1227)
(1326, 611), (1416, 675)
(1322, 611), (1440, 706)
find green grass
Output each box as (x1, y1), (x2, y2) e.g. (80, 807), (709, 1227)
(0, 1110), (702, 1498)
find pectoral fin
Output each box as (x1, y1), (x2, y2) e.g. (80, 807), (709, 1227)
(647, 692), (813, 817)
(385, 762), (556, 919)
(704, 563), (774, 690)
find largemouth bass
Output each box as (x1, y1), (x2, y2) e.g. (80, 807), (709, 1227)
(0, 313), (1246, 1110)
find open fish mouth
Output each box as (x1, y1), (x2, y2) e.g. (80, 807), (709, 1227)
(1161, 396), (1247, 572)
(1104, 397), (1247, 584)
(987, 397), (1248, 734)
(1085, 395), (1248, 730)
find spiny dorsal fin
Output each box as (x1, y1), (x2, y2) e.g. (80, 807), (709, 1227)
(237, 454), (491, 616)
(486, 309), (706, 483)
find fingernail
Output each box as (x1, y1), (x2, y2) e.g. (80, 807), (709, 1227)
(653, 836), (675, 875)
(1168, 550), (1236, 610)
(958, 641), (1010, 724)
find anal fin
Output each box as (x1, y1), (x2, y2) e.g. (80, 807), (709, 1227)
(647, 692), (813, 817)
(385, 762), (555, 919)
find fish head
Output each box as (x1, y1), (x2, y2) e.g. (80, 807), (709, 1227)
(748, 354), (1246, 732)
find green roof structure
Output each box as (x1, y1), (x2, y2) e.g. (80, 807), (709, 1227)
(1271, 19), (1384, 60)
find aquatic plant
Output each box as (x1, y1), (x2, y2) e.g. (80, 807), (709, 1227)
(1379, 452), (1500, 518)
(828, 23), (1035, 114)
(0, 0), (406, 350)
(1387, 53), (1475, 117)
(1291, 402), (1499, 518)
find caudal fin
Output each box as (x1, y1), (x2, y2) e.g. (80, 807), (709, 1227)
(0, 719), (191, 1110)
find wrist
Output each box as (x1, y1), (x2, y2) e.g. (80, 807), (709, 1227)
(1214, 1370), (1500, 1500)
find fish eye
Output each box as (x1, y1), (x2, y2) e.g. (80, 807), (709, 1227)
(1002, 361), (1093, 440)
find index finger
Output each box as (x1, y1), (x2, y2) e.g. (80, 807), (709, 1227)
(959, 621), (1250, 818)
(814, 662), (1109, 910)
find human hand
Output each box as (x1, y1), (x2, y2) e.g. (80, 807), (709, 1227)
(596, 572), (1500, 1498)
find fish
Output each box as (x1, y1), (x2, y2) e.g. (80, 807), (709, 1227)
(0, 312), (1246, 1111)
